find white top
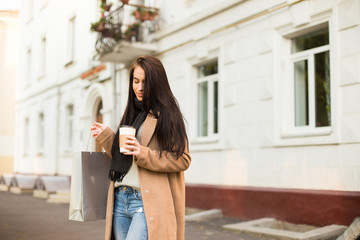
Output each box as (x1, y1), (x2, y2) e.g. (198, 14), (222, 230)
(114, 123), (143, 190)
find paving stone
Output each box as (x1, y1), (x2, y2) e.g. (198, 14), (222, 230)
(223, 218), (346, 240)
(0, 191), (290, 240)
(337, 217), (360, 240)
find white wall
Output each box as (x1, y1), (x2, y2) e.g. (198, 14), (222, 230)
(15, 0), (360, 192)
(158, 0), (360, 192)
(16, 0), (113, 175)
(0, 11), (18, 174)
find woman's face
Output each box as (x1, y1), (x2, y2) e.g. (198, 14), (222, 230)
(133, 66), (145, 101)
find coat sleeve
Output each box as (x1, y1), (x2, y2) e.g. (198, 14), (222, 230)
(95, 127), (115, 157)
(135, 143), (191, 173)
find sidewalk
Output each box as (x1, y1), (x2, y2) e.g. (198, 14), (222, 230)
(0, 191), (275, 240)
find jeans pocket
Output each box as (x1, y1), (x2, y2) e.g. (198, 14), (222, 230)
(134, 191), (142, 200)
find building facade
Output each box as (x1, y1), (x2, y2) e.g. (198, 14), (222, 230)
(16, 0), (360, 226)
(0, 10), (18, 175)
(16, 0), (114, 175)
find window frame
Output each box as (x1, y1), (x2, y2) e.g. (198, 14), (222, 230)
(66, 104), (74, 150)
(25, 0), (34, 23)
(289, 43), (331, 136)
(65, 15), (76, 66)
(196, 61), (219, 142)
(274, 17), (338, 145)
(39, 34), (47, 79)
(25, 47), (32, 88)
(38, 113), (44, 154)
(24, 118), (30, 156)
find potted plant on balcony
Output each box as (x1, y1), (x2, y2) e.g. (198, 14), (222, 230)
(100, 1), (112, 12)
(148, 10), (158, 20)
(132, 8), (141, 19)
(133, 8), (158, 21)
(102, 28), (122, 41)
(124, 22), (140, 41)
(90, 13), (106, 32)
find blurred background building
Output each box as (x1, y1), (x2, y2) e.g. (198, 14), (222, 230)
(0, 8), (18, 175)
(10, 0), (360, 226)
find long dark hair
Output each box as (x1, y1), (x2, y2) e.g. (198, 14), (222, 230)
(120, 55), (188, 157)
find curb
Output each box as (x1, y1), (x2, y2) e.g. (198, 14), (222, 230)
(185, 209), (223, 222)
(223, 218), (346, 240)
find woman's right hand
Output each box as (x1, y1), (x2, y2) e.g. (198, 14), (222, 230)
(90, 122), (105, 138)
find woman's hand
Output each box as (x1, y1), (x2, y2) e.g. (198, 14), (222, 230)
(123, 135), (141, 158)
(90, 122), (105, 138)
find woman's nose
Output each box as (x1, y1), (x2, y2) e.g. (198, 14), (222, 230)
(138, 83), (143, 91)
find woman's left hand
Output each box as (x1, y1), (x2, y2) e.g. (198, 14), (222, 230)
(123, 135), (141, 158)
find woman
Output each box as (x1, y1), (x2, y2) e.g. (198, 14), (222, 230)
(90, 55), (191, 240)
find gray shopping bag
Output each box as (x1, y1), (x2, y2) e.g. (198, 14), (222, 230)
(69, 151), (111, 221)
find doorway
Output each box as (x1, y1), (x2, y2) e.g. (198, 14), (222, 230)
(95, 99), (103, 152)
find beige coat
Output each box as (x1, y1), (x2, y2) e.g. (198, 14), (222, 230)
(96, 114), (191, 240)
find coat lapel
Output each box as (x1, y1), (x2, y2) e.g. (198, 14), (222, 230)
(140, 114), (157, 147)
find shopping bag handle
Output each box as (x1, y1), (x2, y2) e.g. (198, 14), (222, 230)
(86, 130), (105, 153)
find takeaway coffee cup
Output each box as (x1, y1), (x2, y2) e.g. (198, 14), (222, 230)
(119, 125), (136, 153)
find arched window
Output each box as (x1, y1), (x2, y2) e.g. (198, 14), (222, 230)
(96, 100), (103, 124)
(95, 99), (103, 151)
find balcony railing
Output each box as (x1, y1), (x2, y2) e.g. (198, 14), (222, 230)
(92, 3), (159, 62)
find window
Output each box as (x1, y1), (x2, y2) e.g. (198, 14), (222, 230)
(40, 36), (46, 77)
(26, 48), (32, 86)
(38, 113), (44, 151)
(66, 16), (76, 65)
(67, 105), (74, 149)
(24, 118), (29, 155)
(25, 0), (34, 21)
(197, 61), (218, 139)
(95, 100), (103, 152)
(291, 27), (331, 130)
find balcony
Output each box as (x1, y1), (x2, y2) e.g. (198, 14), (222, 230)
(92, 2), (159, 65)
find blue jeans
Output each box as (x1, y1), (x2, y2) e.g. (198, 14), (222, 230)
(113, 186), (148, 240)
